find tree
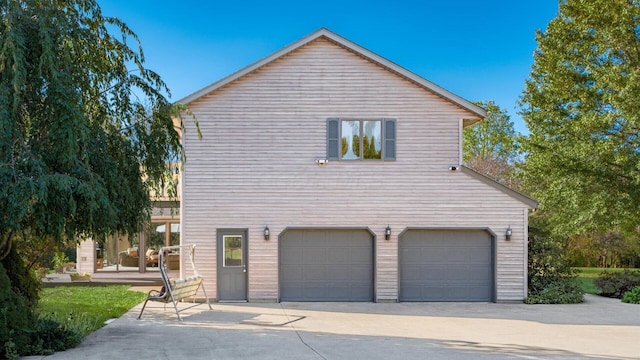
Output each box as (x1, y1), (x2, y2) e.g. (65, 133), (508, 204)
(566, 231), (640, 268)
(526, 214), (584, 304)
(463, 100), (522, 188)
(520, 0), (640, 236)
(0, 0), (191, 261)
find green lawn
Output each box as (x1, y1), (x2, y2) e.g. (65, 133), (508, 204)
(574, 267), (635, 295)
(37, 285), (147, 335)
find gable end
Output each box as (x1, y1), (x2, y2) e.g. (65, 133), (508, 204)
(179, 28), (486, 123)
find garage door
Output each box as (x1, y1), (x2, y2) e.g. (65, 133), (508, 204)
(400, 229), (493, 301)
(280, 229), (373, 301)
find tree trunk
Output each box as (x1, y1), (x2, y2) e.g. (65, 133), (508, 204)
(0, 231), (14, 262)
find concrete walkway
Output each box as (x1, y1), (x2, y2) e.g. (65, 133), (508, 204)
(41, 272), (163, 286)
(23, 294), (640, 360)
(41, 273), (73, 283)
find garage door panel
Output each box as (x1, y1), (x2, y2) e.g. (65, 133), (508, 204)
(281, 229), (373, 301)
(281, 265), (302, 281)
(467, 268), (491, 280)
(297, 284), (374, 301)
(326, 266), (350, 279)
(304, 286), (328, 299)
(302, 248), (326, 264)
(281, 284), (302, 299)
(445, 287), (472, 300)
(412, 267), (438, 280)
(350, 265), (373, 279)
(303, 266), (328, 280)
(400, 230), (493, 302)
(436, 270), (470, 281)
(426, 286), (448, 300)
(350, 288), (373, 301)
(431, 249), (453, 263)
(326, 248), (349, 263)
(446, 266), (486, 280)
(350, 249), (373, 263)
(400, 250), (423, 263)
(401, 266), (423, 280)
(447, 250), (473, 263)
(323, 287), (349, 300)
(401, 286), (422, 299)
(468, 289), (492, 301)
(303, 231), (323, 244)
(282, 247), (302, 263)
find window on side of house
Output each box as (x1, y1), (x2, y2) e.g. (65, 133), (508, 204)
(327, 118), (396, 161)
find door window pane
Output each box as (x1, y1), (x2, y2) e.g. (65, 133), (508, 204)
(223, 235), (243, 267)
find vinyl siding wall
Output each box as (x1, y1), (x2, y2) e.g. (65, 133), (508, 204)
(182, 38), (529, 302)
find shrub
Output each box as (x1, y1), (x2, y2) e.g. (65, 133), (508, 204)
(1, 246), (40, 308)
(52, 251), (70, 270)
(622, 286), (640, 304)
(526, 216), (584, 304)
(595, 270), (640, 298)
(527, 281), (584, 304)
(1, 249), (87, 358)
(28, 313), (88, 355)
(0, 263), (35, 359)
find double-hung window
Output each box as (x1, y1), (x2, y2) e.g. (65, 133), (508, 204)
(326, 118), (396, 161)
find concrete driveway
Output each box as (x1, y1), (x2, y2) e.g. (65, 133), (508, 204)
(24, 294), (640, 360)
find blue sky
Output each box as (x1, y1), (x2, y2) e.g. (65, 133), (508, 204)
(100, 0), (559, 134)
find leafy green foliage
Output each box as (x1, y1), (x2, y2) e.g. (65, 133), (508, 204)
(463, 101), (522, 189)
(594, 270), (640, 298)
(28, 313), (87, 356)
(0, 248), (73, 358)
(15, 230), (61, 272)
(1, 282), (100, 358)
(567, 232), (640, 268)
(622, 286), (640, 304)
(526, 216), (584, 304)
(1, 246), (39, 308)
(52, 251), (70, 270)
(0, 262), (35, 359)
(520, 0), (640, 237)
(0, 0), (194, 261)
(574, 267), (638, 294)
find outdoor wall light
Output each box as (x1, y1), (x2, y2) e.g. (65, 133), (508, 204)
(264, 225), (270, 241)
(385, 225), (391, 240)
(506, 226), (512, 241)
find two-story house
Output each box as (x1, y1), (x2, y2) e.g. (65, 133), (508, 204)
(178, 28), (537, 303)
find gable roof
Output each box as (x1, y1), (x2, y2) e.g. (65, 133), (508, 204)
(461, 165), (538, 208)
(178, 28), (486, 124)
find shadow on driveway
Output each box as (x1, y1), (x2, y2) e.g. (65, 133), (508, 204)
(23, 295), (640, 360)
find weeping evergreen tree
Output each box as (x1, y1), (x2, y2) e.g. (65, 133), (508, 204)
(0, 0), (193, 262)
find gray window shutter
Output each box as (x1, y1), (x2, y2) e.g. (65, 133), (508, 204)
(383, 118), (396, 160)
(327, 118), (340, 160)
